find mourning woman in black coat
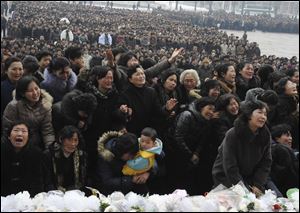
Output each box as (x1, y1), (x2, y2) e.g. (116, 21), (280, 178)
(45, 125), (87, 192)
(167, 97), (216, 195)
(118, 65), (177, 135)
(214, 93), (240, 146)
(273, 77), (299, 150)
(270, 124), (299, 196)
(1, 120), (53, 197)
(212, 100), (276, 197)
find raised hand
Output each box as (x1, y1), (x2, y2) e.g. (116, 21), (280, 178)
(166, 98), (178, 111)
(168, 47), (184, 64)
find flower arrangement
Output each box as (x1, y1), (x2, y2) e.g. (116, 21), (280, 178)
(1, 184), (299, 212)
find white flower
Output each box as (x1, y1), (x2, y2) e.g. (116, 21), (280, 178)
(1, 195), (18, 212)
(104, 205), (121, 212)
(86, 195), (101, 212)
(109, 191), (125, 202)
(147, 194), (168, 212)
(63, 190), (87, 211)
(15, 191), (34, 211)
(231, 184), (247, 197)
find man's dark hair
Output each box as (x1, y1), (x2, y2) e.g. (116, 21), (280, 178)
(64, 46), (83, 61)
(36, 51), (52, 61)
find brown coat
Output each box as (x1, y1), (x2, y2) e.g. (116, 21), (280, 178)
(2, 89), (55, 150)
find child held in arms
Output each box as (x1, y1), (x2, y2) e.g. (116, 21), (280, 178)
(122, 127), (164, 176)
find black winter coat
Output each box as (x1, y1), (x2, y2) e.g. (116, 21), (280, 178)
(52, 89), (95, 134)
(273, 95), (299, 150)
(212, 119), (272, 191)
(236, 74), (261, 101)
(45, 143), (87, 191)
(270, 141), (299, 195)
(173, 102), (213, 162)
(118, 83), (170, 135)
(214, 111), (238, 145)
(1, 139), (53, 197)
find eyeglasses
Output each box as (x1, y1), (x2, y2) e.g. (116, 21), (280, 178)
(12, 129), (28, 134)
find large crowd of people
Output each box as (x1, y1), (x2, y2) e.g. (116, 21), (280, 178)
(1, 1), (299, 199)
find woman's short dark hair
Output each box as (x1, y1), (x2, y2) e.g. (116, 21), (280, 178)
(159, 68), (178, 85)
(268, 71), (287, 90)
(16, 76), (40, 101)
(215, 63), (232, 79)
(239, 100), (269, 123)
(4, 56), (22, 71)
(271, 124), (292, 140)
(286, 68), (298, 78)
(91, 65), (112, 80)
(274, 77), (291, 95)
(58, 125), (85, 150)
(118, 52), (137, 67)
(48, 57), (70, 73)
(6, 120), (32, 139)
(114, 133), (139, 158)
(236, 61), (252, 73)
(216, 94), (240, 111)
(258, 64), (274, 83)
(141, 127), (157, 141)
(195, 97), (216, 111)
(200, 80), (220, 97)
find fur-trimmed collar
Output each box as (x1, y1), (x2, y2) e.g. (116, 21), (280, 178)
(12, 89), (53, 110)
(97, 131), (123, 162)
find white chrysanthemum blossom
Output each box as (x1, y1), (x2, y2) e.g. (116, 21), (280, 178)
(86, 195), (101, 212)
(108, 191), (129, 212)
(63, 190), (87, 211)
(15, 191), (34, 211)
(104, 205), (121, 212)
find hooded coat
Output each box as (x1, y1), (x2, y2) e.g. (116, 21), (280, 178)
(95, 131), (149, 196)
(2, 90), (55, 150)
(122, 138), (163, 176)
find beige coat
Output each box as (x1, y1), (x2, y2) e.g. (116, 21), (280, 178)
(2, 89), (55, 150)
